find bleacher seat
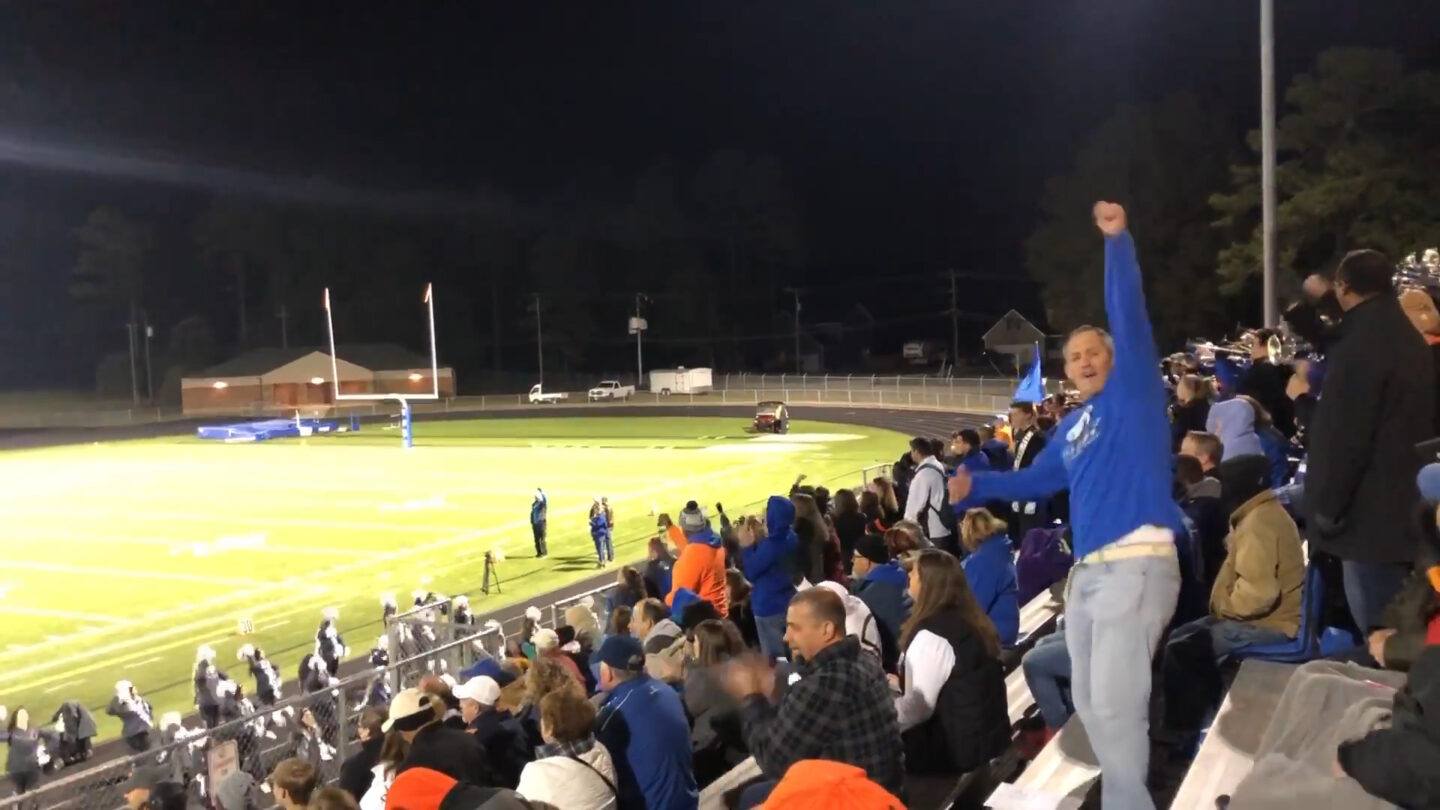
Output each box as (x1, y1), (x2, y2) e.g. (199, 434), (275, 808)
(1230, 562), (1324, 663)
(988, 714), (1097, 808)
(1168, 660), (1296, 809)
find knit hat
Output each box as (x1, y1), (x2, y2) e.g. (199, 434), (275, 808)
(385, 767), (456, 810)
(595, 634), (645, 673)
(855, 533), (890, 565)
(679, 501), (709, 534)
(759, 759), (903, 809)
(670, 588), (702, 621)
(214, 770), (254, 810)
(382, 688), (437, 733)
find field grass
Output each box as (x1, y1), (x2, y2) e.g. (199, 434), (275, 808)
(0, 414), (905, 741)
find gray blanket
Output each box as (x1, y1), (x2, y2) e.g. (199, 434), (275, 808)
(1229, 660), (1407, 810)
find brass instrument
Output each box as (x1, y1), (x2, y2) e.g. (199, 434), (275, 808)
(1394, 248), (1440, 292)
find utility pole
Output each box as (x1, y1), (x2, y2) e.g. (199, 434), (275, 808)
(948, 268), (960, 370)
(784, 287), (802, 373)
(1260, 0), (1278, 327)
(533, 293), (544, 384)
(125, 312), (139, 405)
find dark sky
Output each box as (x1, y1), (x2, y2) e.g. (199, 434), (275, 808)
(8, 1), (1438, 268)
(1, 1), (1438, 384)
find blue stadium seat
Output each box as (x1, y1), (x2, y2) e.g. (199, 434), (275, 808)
(1231, 562), (1324, 663)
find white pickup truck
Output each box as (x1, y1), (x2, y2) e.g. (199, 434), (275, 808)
(527, 384), (568, 405)
(587, 380), (635, 401)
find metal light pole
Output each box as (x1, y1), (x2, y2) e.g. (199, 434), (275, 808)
(125, 316), (139, 405)
(948, 269), (960, 370)
(1260, 0), (1278, 327)
(143, 319), (154, 402)
(533, 293), (544, 384)
(632, 293), (648, 388)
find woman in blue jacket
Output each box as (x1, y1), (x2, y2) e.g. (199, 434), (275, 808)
(958, 508), (1019, 647)
(589, 501), (613, 568)
(739, 497), (799, 660)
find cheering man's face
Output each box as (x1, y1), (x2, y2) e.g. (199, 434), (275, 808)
(1065, 329), (1114, 400)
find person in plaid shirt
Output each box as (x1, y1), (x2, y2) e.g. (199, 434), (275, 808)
(723, 588), (904, 801)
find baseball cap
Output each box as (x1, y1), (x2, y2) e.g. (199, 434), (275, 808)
(855, 533), (890, 565)
(595, 634), (645, 673)
(1419, 463), (1440, 503)
(121, 766), (169, 794)
(382, 688), (437, 733)
(215, 770), (255, 810)
(453, 676), (500, 707)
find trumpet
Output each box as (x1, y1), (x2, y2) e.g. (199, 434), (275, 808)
(1186, 332), (1300, 366)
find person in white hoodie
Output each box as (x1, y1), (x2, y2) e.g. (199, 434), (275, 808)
(902, 437), (954, 550)
(515, 686), (617, 810)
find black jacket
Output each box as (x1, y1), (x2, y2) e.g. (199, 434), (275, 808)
(1339, 645), (1440, 808)
(401, 723), (495, 787)
(1306, 294), (1436, 563)
(793, 516), (827, 585)
(469, 710), (528, 789)
(1239, 361), (1295, 437)
(338, 736), (382, 800)
(901, 607), (1010, 774)
(1170, 399), (1211, 451)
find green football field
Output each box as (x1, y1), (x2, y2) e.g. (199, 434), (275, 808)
(0, 414), (905, 741)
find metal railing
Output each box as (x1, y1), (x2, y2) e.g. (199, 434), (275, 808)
(0, 625), (500, 810)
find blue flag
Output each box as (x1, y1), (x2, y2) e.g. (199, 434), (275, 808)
(1013, 344), (1046, 403)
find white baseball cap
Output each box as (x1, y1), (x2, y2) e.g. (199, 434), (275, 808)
(453, 676), (500, 707)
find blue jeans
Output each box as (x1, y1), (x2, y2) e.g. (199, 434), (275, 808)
(1021, 629), (1073, 730)
(593, 532), (614, 564)
(1341, 560), (1409, 634)
(736, 779), (779, 810)
(1065, 549), (1180, 810)
(755, 613), (788, 661)
(1162, 616), (1290, 732)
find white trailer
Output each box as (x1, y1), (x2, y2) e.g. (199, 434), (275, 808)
(648, 367), (713, 395)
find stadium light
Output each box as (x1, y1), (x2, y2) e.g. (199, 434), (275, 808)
(310, 377), (325, 385)
(212, 381), (229, 390)
(408, 372), (424, 382)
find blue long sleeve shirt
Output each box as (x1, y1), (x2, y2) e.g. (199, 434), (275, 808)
(969, 232), (1184, 560)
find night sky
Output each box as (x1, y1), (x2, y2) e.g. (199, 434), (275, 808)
(2, 1), (1438, 385)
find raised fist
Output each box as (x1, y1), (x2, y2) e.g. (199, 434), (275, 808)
(1093, 201), (1127, 237)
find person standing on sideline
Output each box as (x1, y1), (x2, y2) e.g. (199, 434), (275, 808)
(531, 489), (548, 558)
(950, 202), (1184, 810)
(590, 500), (614, 568)
(1306, 249), (1435, 635)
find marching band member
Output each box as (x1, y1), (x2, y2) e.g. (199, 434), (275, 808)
(107, 680), (155, 752)
(237, 644), (284, 707)
(315, 608), (347, 676)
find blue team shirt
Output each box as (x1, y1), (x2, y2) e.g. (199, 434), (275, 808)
(970, 232), (1184, 559)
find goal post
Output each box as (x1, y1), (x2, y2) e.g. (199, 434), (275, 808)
(322, 283), (440, 448)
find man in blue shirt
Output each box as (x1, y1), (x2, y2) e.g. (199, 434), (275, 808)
(951, 202), (1183, 810)
(530, 489), (548, 558)
(594, 635), (698, 810)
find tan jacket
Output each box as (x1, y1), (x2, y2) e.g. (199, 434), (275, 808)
(1210, 490), (1306, 636)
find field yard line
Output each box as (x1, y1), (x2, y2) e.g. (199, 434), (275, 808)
(0, 462), (750, 692)
(1, 505), (479, 534)
(11, 529), (378, 558)
(42, 679), (83, 694)
(2, 561), (266, 587)
(0, 605), (127, 624)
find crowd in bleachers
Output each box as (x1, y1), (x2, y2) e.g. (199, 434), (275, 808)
(9, 207), (1440, 810)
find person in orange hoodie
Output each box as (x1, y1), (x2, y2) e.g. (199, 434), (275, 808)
(666, 501), (729, 617)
